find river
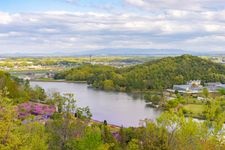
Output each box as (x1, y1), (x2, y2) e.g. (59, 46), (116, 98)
(30, 81), (161, 127)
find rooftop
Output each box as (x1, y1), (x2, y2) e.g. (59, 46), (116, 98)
(171, 81), (225, 94)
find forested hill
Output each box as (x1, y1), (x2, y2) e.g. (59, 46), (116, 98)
(0, 71), (47, 104)
(55, 55), (225, 91)
(121, 55), (225, 90)
(0, 71), (29, 100)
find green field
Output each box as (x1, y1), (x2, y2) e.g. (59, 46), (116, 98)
(183, 104), (205, 114)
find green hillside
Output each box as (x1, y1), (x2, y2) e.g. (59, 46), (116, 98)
(0, 70), (47, 103)
(56, 55), (225, 91)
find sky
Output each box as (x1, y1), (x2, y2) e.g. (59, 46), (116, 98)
(0, 0), (225, 54)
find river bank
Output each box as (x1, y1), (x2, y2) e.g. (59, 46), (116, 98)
(31, 79), (87, 83)
(31, 79), (209, 120)
(30, 81), (161, 127)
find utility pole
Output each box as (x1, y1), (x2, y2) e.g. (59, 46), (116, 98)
(89, 55), (92, 64)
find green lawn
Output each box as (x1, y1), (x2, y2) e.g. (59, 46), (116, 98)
(183, 104), (205, 114)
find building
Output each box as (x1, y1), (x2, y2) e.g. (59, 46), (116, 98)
(168, 80), (225, 94)
(205, 82), (225, 92)
(171, 80), (203, 93)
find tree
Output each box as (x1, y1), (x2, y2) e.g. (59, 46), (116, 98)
(218, 88), (225, 96)
(101, 125), (117, 148)
(46, 115), (86, 150)
(103, 80), (115, 91)
(127, 139), (140, 150)
(50, 92), (65, 113)
(57, 55), (225, 92)
(30, 85), (47, 102)
(46, 93), (92, 150)
(0, 92), (21, 149)
(18, 122), (49, 150)
(202, 88), (209, 98)
(0, 91), (49, 150)
(74, 127), (109, 150)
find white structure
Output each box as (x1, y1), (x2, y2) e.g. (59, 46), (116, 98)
(172, 80), (203, 93)
(169, 80), (225, 94)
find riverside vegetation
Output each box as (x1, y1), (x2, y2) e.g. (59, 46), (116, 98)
(1, 55), (225, 149)
(55, 55), (225, 91)
(55, 55), (225, 120)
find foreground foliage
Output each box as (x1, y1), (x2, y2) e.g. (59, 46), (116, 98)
(1, 89), (225, 150)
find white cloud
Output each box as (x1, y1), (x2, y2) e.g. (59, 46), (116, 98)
(38, 28), (59, 33)
(124, 0), (225, 11)
(0, 12), (13, 24)
(0, 9), (225, 53)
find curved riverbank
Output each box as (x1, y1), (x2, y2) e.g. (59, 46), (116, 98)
(30, 81), (161, 127)
(30, 79), (87, 83)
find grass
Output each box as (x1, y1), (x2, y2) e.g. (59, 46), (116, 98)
(183, 104), (205, 114)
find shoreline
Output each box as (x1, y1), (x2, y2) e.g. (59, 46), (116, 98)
(29, 80), (212, 125)
(90, 119), (121, 129)
(30, 79), (146, 96)
(30, 79), (87, 83)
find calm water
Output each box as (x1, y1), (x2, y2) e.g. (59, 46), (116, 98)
(30, 81), (161, 127)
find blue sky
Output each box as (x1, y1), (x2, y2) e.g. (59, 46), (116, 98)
(0, 0), (124, 13)
(0, 0), (225, 53)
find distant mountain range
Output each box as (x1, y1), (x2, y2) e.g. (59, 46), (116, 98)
(77, 48), (188, 56)
(0, 48), (224, 57)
